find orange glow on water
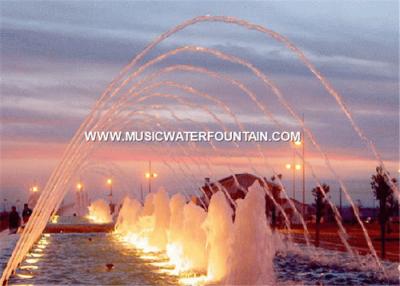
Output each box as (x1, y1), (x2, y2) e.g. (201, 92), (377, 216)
(25, 258), (39, 264)
(116, 232), (211, 285)
(16, 273), (33, 279)
(178, 275), (209, 286)
(86, 215), (110, 224)
(20, 265), (38, 270)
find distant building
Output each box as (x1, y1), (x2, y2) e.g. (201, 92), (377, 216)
(281, 198), (315, 224)
(199, 173), (312, 227)
(200, 173), (281, 206)
(341, 206), (379, 223)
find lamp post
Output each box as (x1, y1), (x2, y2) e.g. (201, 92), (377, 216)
(145, 161), (157, 193)
(286, 162), (301, 201)
(300, 114), (306, 217)
(140, 183), (144, 204)
(294, 139), (305, 216)
(290, 115), (306, 216)
(76, 182), (83, 215)
(28, 184), (39, 207)
(106, 178), (115, 215)
(77, 182), (83, 191)
(107, 178), (113, 204)
(339, 187), (343, 217)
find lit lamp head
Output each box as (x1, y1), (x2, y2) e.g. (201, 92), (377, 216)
(285, 163), (291, 170)
(294, 140), (302, 146)
(76, 183), (83, 191)
(295, 164), (302, 170)
(31, 186), (39, 193)
(145, 172), (158, 179)
(107, 178), (112, 185)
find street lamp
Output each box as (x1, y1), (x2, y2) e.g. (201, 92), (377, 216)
(76, 182), (83, 215)
(145, 172), (158, 179)
(28, 184), (40, 209)
(285, 161), (301, 200)
(145, 161), (157, 193)
(107, 178), (113, 204)
(76, 183), (83, 191)
(301, 115), (306, 216)
(290, 115), (306, 216)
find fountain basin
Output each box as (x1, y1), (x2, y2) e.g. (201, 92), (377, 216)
(2, 232), (398, 285)
(44, 223), (114, 233)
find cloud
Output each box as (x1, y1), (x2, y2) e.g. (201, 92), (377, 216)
(0, 1), (398, 205)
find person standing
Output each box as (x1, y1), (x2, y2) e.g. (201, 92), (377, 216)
(8, 206), (21, 234)
(22, 203), (33, 224)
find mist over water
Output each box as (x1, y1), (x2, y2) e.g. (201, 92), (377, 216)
(87, 199), (113, 224)
(114, 181), (276, 284)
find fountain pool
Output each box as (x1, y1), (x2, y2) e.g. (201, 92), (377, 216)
(2, 232), (398, 285)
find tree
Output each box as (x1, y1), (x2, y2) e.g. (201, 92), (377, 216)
(312, 183), (330, 247)
(370, 166), (397, 259)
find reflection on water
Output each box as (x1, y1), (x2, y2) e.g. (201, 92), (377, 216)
(10, 233), (178, 285)
(48, 215), (92, 225)
(274, 251), (398, 285)
(4, 232), (399, 285)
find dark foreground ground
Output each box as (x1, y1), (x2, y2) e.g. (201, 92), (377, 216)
(281, 222), (399, 262)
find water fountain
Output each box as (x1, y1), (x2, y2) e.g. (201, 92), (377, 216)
(1, 15), (398, 285)
(225, 182), (275, 285)
(87, 199), (113, 224)
(113, 184), (276, 284)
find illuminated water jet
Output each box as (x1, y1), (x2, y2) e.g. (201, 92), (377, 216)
(87, 199), (113, 224)
(2, 14), (395, 284)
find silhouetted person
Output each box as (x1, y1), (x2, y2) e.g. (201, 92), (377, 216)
(22, 203), (32, 224)
(9, 206), (21, 234)
(109, 203), (115, 215)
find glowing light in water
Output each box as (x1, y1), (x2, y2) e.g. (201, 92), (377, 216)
(25, 259), (39, 264)
(19, 265), (38, 270)
(87, 199), (113, 224)
(166, 243), (190, 274)
(139, 254), (159, 260)
(50, 215), (59, 224)
(149, 261), (172, 268)
(121, 233), (160, 253)
(114, 186), (275, 285)
(16, 273), (33, 279)
(178, 275), (209, 286)
(38, 240), (48, 246)
(28, 253), (43, 258)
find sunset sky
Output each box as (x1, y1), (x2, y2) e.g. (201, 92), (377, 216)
(1, 1), (398, 207)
